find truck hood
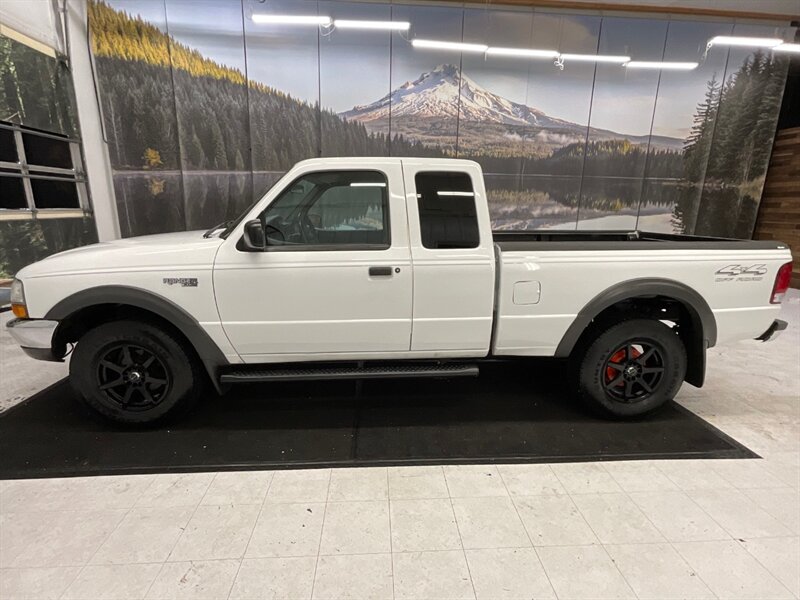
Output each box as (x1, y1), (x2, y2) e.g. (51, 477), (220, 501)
(17, 230), (224, 279)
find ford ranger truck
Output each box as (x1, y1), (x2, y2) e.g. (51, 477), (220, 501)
(7, 158), (792, 424)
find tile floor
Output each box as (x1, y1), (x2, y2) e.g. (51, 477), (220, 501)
(0, 291), (797, 599)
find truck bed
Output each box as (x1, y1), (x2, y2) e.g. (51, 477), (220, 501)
(490, 229), (790, 358)
(493, 230), (787, 251)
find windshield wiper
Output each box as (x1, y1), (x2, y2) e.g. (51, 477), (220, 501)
(203, 220), (232, 238)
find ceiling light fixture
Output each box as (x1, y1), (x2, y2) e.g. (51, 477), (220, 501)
(774, 42), (800, 53)
(251, 14), (331, 26)
(334, 19), (410, 31)
(412, 39), (488, 53)
(624, 60), (699, 70)
(559, 53), (631, 64)
(437, 191), (475, 197)
(486, 47), (559, 59)
(707, 35), (783, 48)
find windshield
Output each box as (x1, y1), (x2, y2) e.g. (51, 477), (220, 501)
(218, 179), (280, 239)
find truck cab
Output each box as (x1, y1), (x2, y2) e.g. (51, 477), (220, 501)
(214, 157), (495, 361)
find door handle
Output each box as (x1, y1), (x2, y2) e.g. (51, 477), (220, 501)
(368, 266), (393, 277)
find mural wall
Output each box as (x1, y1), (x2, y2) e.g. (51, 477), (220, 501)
(89, 0), (794, 239)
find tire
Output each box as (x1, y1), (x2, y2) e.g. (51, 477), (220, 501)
(574, 318), (686, 418)
(69, 320), (203, 425)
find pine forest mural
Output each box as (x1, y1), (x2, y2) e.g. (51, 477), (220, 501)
(87, 0), (792, 238)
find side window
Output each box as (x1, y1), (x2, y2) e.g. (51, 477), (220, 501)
(415, 171), (479, 249)
(260, 170), (389, 249)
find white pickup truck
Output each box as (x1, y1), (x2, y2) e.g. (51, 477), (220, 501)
(7, 158), (792, 424)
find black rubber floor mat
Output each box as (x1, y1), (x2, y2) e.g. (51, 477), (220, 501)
(0, 361), (755, 479)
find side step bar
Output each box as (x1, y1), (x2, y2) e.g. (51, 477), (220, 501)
(219, 363), (479, 384)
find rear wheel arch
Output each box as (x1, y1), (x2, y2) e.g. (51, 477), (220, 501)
(556, 278), (715, 387)
(47, 285), (227, 389)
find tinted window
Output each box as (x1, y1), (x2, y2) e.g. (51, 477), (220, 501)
(0, 129), (17, 163)
(415, 172), (479, 249)
(0, 175), (27, 209)
(260, 170), (389, 249)
(30, 176), (80, 209)
(23, 133), (73, 169)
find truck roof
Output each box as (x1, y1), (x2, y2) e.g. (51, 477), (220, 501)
(292, 156), (482, 169)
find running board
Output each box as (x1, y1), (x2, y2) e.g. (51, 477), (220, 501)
(219, 363), (479, 383)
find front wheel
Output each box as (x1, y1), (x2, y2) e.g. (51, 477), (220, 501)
(69, 320), (202, 425)
(574, 319), (686, 418)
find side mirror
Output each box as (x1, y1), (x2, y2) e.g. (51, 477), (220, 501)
(242, 219), (266, 251)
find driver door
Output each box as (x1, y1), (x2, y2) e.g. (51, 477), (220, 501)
(213, 165), (413, 361)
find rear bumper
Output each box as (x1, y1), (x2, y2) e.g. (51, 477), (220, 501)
(6, 318), (62, 361)
(755, 319), (788, 342)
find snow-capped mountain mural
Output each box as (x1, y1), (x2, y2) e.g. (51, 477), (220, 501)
(340, 64), (683, 153)
(342, 64), (570, 128)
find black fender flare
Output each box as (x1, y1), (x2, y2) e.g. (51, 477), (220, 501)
(46, 285), (228, 389)
(554, 278), (716, 387)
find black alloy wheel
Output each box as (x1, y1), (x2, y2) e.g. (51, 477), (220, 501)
(603, 341), (665, 403)
(70, 320), (203, 425)
(574, 318), (686, 418)
(96, 343), (171, 410)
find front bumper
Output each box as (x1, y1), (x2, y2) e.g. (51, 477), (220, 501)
(756, 319), (788, 342)
(6, 318), (62, 361)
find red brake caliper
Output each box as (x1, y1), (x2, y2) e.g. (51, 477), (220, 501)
(606, 347), (641, 386)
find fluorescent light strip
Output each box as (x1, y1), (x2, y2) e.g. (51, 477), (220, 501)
(437, 191), (474, 197)
(350, 182), (386, 187)
(486, 47), (559, 59)
(774, 43), (800, 53)
(334, 19), (410, 31)
(624, 61), (699, 70)
(412, 39), (488, 53)
(251, 14), (331, 26)
(708, 35), (783, 48)
(559, 53), (631, 64)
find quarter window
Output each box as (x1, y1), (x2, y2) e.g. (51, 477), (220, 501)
(415, 171), (480, 249)
(259, 170), (389, 249)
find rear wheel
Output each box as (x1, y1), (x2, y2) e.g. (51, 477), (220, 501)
(574, 319), (686, 418)
(70, 320), (202, 425)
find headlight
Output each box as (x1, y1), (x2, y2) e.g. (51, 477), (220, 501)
(10, 279), (28, 319)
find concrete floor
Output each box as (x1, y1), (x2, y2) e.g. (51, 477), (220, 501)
(0, 310), (68, 413)
(0, 291), (798, 599)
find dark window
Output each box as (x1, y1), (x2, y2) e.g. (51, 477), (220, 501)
(23, 132), (72, 169)
(30, 177), (80, 209)
(415, 171), (479, 249)
(0, 129), (17, 163)
(0, 175), (28, 209)
(259, 170), (389, 249)
(1, 123), (85, 217)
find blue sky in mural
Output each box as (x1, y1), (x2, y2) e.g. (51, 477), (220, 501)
(104, 0), (789, 140)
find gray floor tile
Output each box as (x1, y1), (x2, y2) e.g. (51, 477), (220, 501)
(465, 548), (555, 599)
(246, 502), (325, 558)
(230, 556), (316, 600)
(675, 539), (794, 599)
(145, 560), (240, 599)
(319, 501), (390, 555)
(312, 553), (393, 600)
(393, 550), (475, 600)
(537, 545), (635, 599)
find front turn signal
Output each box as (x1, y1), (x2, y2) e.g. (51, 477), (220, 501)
(11, 303), (29, 319)
(9, 279), (28, 318)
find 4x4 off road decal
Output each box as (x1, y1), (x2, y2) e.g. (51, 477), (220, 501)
(163, 277), (198, 287)
(715, 264), (767, 282)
